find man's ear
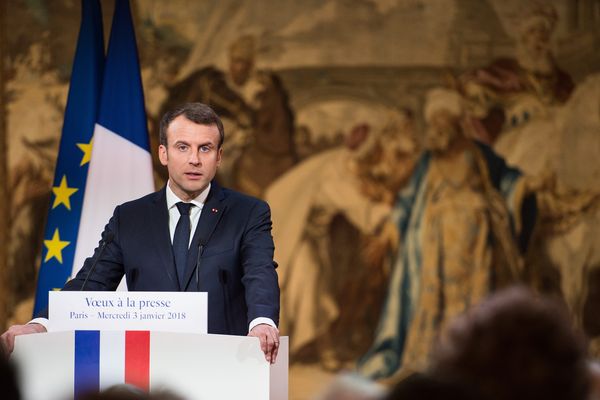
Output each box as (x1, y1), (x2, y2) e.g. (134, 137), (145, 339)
(216, 146), (223, 167)
(158, 144), (168, 166)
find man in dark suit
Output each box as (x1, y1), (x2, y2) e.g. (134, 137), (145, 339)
(1, 103), (280, 363)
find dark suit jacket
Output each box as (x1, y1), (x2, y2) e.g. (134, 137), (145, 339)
(56, 182), (280, 335)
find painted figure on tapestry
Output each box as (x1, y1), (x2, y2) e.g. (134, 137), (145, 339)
(461, 3), (573, 145)
(460, 2), (600, 345)
(358, 88), (536, 379)
(267, 112), (419, 370)
(159, 35), (297, 197)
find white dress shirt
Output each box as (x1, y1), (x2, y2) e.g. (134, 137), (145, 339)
(165, 181), (209, 247)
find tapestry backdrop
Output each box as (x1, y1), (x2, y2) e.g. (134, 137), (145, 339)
(2, 0), (600, 398)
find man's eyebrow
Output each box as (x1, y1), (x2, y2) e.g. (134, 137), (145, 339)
(173, 140), (216, 147)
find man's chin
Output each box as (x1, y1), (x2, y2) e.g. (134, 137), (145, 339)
(182, 183), (209, 195)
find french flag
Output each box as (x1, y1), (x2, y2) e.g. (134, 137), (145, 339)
(72, 0), (154, 282)
(74, 330), (150, 396)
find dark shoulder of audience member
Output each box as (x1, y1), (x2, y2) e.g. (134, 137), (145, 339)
(429, 285), (590, 400)
(78, 384), (184, 400)
(0, 345), (21, 400)
(385, 372), (480, 400)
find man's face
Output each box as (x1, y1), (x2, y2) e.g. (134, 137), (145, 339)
(229, 55), (253, 86)
(158, 115), (222, 201)
(425, 110), (461, 153)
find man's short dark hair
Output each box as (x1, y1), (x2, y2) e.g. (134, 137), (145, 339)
(159, 103), (225, 148)
(385, 372), (479, 400)
(430, 286), (590, 400)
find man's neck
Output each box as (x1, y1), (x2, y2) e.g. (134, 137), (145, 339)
(166, 181), (211, 204)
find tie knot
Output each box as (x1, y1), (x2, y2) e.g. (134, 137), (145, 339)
(176, 202), (193, 216)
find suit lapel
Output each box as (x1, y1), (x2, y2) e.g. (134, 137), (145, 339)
(150, 187), (179, 290)
(182, 182), (227, 290)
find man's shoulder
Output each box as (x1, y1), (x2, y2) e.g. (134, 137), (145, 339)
(221, 186), (264, 203)
(220, 186), (268, 210)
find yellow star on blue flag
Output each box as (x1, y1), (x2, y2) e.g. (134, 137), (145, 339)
(52, 175), (79, 210)
(44, 228), (70, 264)
(76, 138), (93, 166)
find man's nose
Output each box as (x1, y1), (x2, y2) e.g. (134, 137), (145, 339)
(189, 151), (201, 165)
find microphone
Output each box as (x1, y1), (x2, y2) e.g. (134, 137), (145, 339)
(80, 232), (115, 291)
(127, 268), (139, 289)
(195, 243), (204, 290)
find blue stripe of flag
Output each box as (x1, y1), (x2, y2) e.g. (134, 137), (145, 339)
(74, 330), (100, 398)
(97, 0), (150, 151)
(33, 0), (105, 316)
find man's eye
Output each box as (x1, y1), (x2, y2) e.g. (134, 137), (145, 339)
(177, 145), (188, 151)
(200, 146), (211, 153)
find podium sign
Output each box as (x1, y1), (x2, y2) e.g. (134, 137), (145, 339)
(15, 292), (289, 399)
(49, 291), (208, 333)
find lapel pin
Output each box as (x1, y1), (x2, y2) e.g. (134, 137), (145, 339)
(212, 208), (218, 213)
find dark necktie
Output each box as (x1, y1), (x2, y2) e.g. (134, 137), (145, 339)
(173, 202), (193, 288)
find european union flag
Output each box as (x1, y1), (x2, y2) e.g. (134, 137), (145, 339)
(33, 0), (105, 315)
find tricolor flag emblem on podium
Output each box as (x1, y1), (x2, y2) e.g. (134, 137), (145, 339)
(13, 331), (286, 400)
(74, 330), (150, 396)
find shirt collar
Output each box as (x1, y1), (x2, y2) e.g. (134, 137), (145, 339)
(165, 181), (211, 210)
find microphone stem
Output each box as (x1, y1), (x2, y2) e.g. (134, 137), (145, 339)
(80, 234), (113, 290)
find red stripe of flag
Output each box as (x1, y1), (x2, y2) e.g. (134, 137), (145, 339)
(125, 331), (150, 391)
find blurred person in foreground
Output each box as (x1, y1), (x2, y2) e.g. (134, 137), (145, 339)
(589, 360), (600, 400)
(384, 372), (478, 400)
(77, 383), (183, 400)
(315, 373), (386, 400)
(430, 286), (590, 400)
(0, 346), (20, 400)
